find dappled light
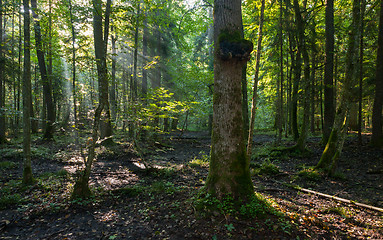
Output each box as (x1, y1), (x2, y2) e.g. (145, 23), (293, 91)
(1, 0), (383, 238)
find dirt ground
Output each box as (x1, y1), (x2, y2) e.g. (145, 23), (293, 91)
(0, 131), (382, 239)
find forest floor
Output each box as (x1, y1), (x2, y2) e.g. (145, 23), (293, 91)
(0, 130), (382, 239)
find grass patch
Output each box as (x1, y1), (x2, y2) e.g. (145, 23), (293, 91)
(189, 151), (209, 168)
(151, 167), (177, 179)
(149, 181), (181, 194)
(297, 168), (321, 182)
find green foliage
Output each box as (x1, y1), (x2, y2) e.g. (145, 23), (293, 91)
(0, 180), (25, 210)
(251, 159), (280, 176)
(189, 151), (209, 168)
(193, 192), (277, 219)
(0, 194), (23, 210)
(151, 167), (177, 179)
(297, 168), (321, 182)
(148, 181), (181, 195)
(0, 161), (17, 169)
(322, 206), (351, 218)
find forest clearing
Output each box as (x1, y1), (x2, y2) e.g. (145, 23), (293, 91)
(1, 0), (383, 239)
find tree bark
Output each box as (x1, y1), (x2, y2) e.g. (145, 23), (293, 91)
(68, 0), (78, 135)
(0, 0), (6, 144)
(72, 0), (112, 198)
(371, 0), (383, 147)
(316, 0), (361, 174)
(323, 0), (335, 144)
(205, 0), (254, 201)
(293, 0), (310, 152)
(31, 0), (55, 140)
(22, 0), (34, 184)
(247, 0), (265, 157)
(98, 0), (112, 139)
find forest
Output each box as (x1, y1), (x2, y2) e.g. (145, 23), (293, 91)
(0, 0), (382, 239)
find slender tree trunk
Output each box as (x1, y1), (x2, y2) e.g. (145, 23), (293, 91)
(72, 0), (112, 198)
(247, 0), (265, 157)
(68, 0), (78, 135)
(99, 0), (112, 139)
(0, 0), (5, 144)
(110, 25), (117, 125)
(358, 0), (365, 145)
(323, 0), (335, 143)
(22, 0), (34, 184)
(276, 0), (284, 144)
(371, 0), (383, 147)
(205, 0), (254, 201)
(293, 0), (310, 152)
(31, 0), (55, 140)
(316, 0), (361, 174)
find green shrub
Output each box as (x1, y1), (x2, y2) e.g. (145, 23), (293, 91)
(252, 160), (280, 176)
(0, 161), (17, 169)
(0, 194), (23, 210)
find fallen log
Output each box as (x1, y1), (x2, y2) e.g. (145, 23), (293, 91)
(296, 187), (383, 213)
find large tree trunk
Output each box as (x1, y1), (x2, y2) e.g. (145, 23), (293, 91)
(247, 0), (265, 157)
(22, 0), (34, 185)
(371, 0), (383, 147)
(205, 0), (254, 201)
(31, 0), (55, 140)
(323, 0), (335, 143)
(316, 0), (361, 174)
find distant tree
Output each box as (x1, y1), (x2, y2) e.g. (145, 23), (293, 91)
(316, 0), (361, 175)
(204, 0), (254, 200)
(22, 0), (34, 185)
(0, 0), (5, 144)
(323, 0), (335, 144)
(371, 0), (383, 147)
(31, 0), (55, 140)
(247, 0), (265, 157)
(72, 0), (112, 198)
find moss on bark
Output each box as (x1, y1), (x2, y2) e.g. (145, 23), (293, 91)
(315, 129), (338, 170)
(22, 166), (34, 185)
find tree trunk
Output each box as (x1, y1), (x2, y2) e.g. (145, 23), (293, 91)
(205, 0), (254, 201)
(247, 0), (265, 157)
(0, 0), (5, 144)
(323, 0), (335, 144)
(31, 0), (55, 140)
(316, 0), (361, 174)
(72, 0), (112, 198)
(242, 65), (249, 141)
(371, 0), (383, 147)
(358, 0), (365, 145)
(22, 0), (34, 185)
(68, 0), (78, 135)
(276, 0), (284, 144)
(98, 0), (112, 139)
(110, 25), (117, 125)
(293, 0), (311, 152)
